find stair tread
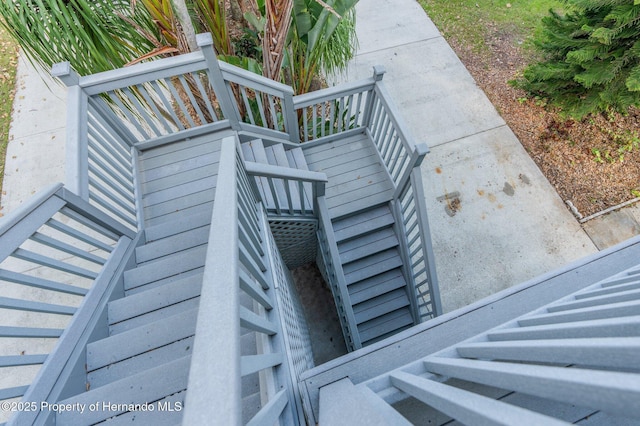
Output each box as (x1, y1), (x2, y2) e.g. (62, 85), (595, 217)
(339, 227), (399, 265)
(353, 288), (410, 324)
(266, 143), (290, 167)
(333, 204), (394, 243)
(58, 356), (189, 425)
(343, 248), (403, 285)
(110, 297), (200, 335)
(109, 272), (204, 326)
(349, 269), (407, 305)
(88, 337), (194, 389)
(144, 206), (212, 242)
(136, 225), (209, 264)
(126, 267), (204, 296)
(358, 308), (414, 344)
(124, 245), (207, 291)
(87, 308), (197, 371)
(286, 148), (309, 170)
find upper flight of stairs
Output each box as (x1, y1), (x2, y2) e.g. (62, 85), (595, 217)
(242, 139), (418, 349)
(54, 213), (209, 425)
(53, 209), (266, 425)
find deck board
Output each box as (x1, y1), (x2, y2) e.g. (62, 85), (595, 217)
(303, 134), (394, 218)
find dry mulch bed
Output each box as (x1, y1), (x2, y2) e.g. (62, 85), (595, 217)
(447, 25), (640, 218)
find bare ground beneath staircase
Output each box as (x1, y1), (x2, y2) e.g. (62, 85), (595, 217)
(448, 24), (640, 218)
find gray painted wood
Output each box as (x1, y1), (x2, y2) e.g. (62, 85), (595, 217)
(110, 297), (200, 335)
(339, 227), (399, 264)
(575, 281), (640, 299)
(456, 337), (640, 369)
(86, 308), (197, 371)
(389, 371), (568, 426)
(349, 270), (407, 305)
(124, 244), (206, 289)
(519, 300), (640, 327)
(135, 225), (209, 263)
(488, 315), (640, 341)
(304, 134), (394, 219)
(423, 357), (640, 418)
(109, 273), (204, 325)
(343, 248), (403, 286)
(125, 267), (204, 296)
(88, 337), (194, 389)
(57, 356), (190, 425)
(320, 378), (411, 426)
(332, 204), (395, 243)
(300, 238), (640, 421)
(548, 288), (640, 313)
(144, 209), (212, 242)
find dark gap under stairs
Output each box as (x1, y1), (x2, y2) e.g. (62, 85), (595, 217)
(291, 262), (347, 365)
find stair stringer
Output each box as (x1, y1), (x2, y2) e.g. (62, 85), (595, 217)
(316, 197), (363, 352)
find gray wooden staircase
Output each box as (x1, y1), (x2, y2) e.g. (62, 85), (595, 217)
(242, 138), (418, 349)
(334, 203), (416, 346)
(53, 213), (207, 424)
(52, 208), (264, 424)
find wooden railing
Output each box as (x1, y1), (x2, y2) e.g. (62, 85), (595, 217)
(184, 136), (300, 425)
(244, 161), (327, 217)
(294, 67), (442, 322)
(293, 77), (377, 143)
(0, 183), (137, 425)
(337, 262), (640, 424)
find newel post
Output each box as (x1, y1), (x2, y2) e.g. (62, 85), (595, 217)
(197, 33), (242, 130)
(362, 65), (386, 128)
(51, 62), (89, 200)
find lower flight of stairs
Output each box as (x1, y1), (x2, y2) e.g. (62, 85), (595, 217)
(332, 203), (417, 346)
(242, 139), (418, 348)
(53, 209), (263, 424)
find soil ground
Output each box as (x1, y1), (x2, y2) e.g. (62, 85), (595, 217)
(447, 24), (640, 218)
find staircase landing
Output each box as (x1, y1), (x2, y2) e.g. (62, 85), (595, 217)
(303, 133), (394, 219)
(139, 134), (224, 227)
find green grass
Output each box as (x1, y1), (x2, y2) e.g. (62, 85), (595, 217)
(418, 0), (563, 54)
(0, 25), (18, 211)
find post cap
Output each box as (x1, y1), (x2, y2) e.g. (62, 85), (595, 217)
(372, 65), (386, 81)
(196, 33), (214, 48)
(51, 62), (79, 86)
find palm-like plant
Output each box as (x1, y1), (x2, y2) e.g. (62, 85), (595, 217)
(287, 0), (358, 94)
(0, 0), (160, 75)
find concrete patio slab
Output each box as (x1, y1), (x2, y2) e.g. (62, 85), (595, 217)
(421, 127), (595, 312)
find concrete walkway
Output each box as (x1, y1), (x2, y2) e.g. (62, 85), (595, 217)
(1, 55), (66, 215)
(1, 0), (638, 314)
